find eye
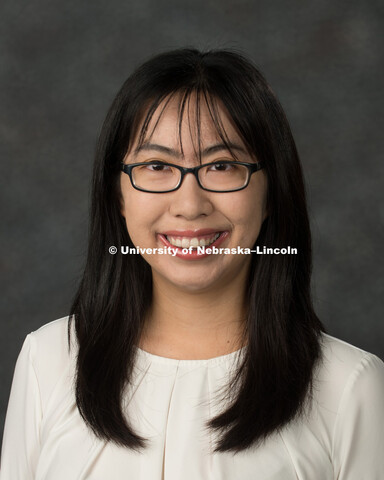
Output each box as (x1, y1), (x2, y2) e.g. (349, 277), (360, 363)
(141, 161), (172, 172)
(148, 164), (169, 172)
(208, 162), (235, 172)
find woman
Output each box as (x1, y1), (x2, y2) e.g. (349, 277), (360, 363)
(1, 48), (383, 479)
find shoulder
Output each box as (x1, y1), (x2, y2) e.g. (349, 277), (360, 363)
(314, 332), (384, 415)
(319, 332), (384, 382)
(314, 336), (384, 476)
(28, 315), (75, 355)
(23, 316), (77, 411)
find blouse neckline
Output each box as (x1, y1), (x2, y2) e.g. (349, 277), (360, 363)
(135, 345), (248, 367)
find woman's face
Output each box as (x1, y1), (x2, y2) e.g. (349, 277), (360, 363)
(120, 95), (268, 293)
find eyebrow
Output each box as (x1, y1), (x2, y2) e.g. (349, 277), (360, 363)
(133, 142), (247, 158)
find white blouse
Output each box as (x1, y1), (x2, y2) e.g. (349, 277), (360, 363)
(1, 316), (384, 479)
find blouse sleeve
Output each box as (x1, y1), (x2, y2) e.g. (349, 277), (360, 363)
(332, 352), (384, 479)
(0, 334), (42, 479)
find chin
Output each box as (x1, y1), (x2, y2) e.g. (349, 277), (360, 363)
(156, 270), (220, 293)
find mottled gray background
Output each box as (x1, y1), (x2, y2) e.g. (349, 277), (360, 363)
(1, 0), (383, 441)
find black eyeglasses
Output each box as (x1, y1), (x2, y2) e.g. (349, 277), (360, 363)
(120, 160), (264, 193)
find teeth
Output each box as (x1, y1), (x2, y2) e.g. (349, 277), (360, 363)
(190, 238), (199, 247)
(166, 233), (220, 248)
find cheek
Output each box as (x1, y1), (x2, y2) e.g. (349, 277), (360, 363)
(121, 190), (166, 241)
(225, 190), (266, 227)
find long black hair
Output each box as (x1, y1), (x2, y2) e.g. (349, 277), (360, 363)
(69, 48), (325, 454)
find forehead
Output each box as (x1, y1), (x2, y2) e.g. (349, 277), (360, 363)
(128, 92), (247, 155)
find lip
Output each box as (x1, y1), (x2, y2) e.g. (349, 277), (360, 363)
(158, 231), (230, 260)
(161, 228), (225, 237)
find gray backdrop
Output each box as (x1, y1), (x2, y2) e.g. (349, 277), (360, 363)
(1, 0), (383, 441)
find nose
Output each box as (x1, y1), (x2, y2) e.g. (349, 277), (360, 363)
(168, 171), (214, 219)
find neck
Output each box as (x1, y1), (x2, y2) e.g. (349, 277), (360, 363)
(139, 272), (249, 360)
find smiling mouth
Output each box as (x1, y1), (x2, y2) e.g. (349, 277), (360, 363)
(164, 232), (221, 249)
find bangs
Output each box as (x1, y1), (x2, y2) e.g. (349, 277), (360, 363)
(129, 88), (250, 163)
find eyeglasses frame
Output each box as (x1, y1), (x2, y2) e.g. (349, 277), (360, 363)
(120, 160), (264, 193)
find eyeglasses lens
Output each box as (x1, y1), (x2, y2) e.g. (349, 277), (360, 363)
(132, 163), (249, 192)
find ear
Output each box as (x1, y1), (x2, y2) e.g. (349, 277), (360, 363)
(119, 193), (126, 219)
(262, 195), (270, 222)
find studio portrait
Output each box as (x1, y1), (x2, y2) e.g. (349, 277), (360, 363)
(1, 1), (383, 479)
